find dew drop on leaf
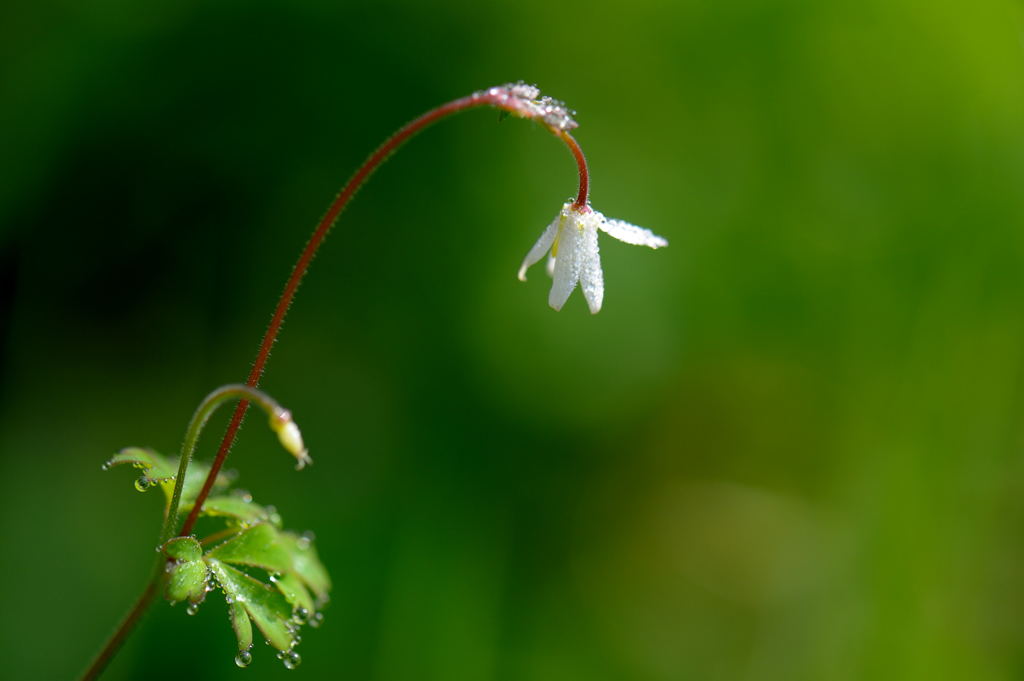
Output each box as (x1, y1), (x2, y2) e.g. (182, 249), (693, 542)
(292, 607), (309, 625)
(308, 612), (324, 629)
(235, 649), (253, 668)
(281, 650), (301, 670)
(186, 602), (200, 616)
(134, 476), (152, 492)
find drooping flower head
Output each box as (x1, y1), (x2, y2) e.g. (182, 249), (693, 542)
(483, 83), (666, 313)
(518, 202), (667, 314)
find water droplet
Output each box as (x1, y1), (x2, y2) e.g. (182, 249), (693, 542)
(101, 462), (110, 471)
(134, 476), (152, 492)
(234, 649), (253, 668)
(309, 612), (324, 629)
(233, 489), (254, 503)
(269, 573), (281, 583)
(225, 595), (235, 604)
(292, 607), (309, 625)
(296, 536), (311, 551)
(186, 602), (200, 616)
(281, 650), (301, 670)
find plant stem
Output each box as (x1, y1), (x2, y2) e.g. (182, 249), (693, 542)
(178, 85), (591, 537)
(199, 526), (241, 547)
(81, 384), (293, 681)
(559, 131), (590, 209)
(79, 578), (159, 681)
(159, 384), (290, 546)
(84, 84), (592, 680)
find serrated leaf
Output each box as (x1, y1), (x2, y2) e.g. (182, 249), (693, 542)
(278, 532), (331, 603)
(207, 559), (295, 651)
(105, 447), (228, 508)
(229, 601), (253, 652)
(166, 560), (208, 604)
(206, 523), (292, 574)
(273, 571), (315, 614)
(184, 495), (274, 525)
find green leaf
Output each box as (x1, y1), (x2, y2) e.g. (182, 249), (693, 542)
(184, 495), (275, 525)
(104, 447), (228, 508)
(177, 462), (229, 509)
(164, 536), (203, 561)
(206, 523), (293, 574)
(207, 559), (296, 651)
(273, 571), (315, 615)
(166, 560), (208, 604)
(163, 536), (208, 604)
(278, 531), (331, 604)
(105, 447), (176, 488)
(229, 601), (253, 652)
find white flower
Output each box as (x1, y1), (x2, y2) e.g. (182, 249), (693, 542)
(517, 202), (668, 313)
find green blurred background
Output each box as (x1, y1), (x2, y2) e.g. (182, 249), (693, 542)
(4, 0), (1024, 679)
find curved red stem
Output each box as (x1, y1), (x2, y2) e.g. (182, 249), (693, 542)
(561, 132), (590, 209)
(79, 579), (159, 681)
(178, 89), (590, 536)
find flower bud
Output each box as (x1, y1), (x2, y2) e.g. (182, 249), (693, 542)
(270, 410), (312, 470)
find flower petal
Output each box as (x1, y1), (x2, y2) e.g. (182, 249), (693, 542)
(548, 220), (582, 311)
(599, 217), (668, 248)
(517, 215), (560, 281)
(579, 220), (604, 314)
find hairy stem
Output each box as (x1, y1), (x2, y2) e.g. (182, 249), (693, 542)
(179, 85), (591, 537)
(85, 84), (592, 680)
(79, 578), (160, 681)
(82, 384), (297, 681)
(159, 384), (291, 545)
